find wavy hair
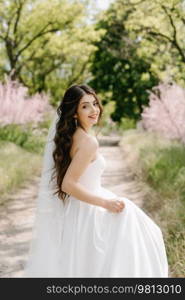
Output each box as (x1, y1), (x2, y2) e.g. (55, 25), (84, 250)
(51, 84), (103, 202)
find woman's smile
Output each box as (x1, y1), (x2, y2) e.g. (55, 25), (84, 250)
(88, 114), (98, 120)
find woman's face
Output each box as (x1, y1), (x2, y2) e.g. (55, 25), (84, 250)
(74, 94), (100, 131)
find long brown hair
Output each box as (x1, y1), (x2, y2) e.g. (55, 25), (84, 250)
(51, 84), (103, 202)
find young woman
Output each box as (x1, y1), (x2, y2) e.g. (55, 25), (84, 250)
(23, 84), (168, 277)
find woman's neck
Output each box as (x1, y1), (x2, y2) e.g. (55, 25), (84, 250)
(77, 126), (95, 136)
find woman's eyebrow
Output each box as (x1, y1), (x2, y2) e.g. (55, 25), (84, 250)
(81, 100), (97, 104)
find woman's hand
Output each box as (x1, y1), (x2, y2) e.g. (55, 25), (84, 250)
(104, 197), (125, 213)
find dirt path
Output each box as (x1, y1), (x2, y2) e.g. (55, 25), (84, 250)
(0, 136), (145, 278)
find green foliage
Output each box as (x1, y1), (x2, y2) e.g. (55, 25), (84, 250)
(141, 145), (185, 198)
(89, 0), (185, 123)
(0, 0), (104, 104)
(96, 100), (116, 135)
(120, 130), (185, 277)
(121, 0), (185, 85)
(0, 124), (31, 146)
(37, 113), (54, 130)
(0, 141), (42, 204)
(100, 100), (115, 126)
(0, 114), (54, 203)
(0, 123), (47, 154)
(119, 117), (136, 130)
(88, 1), (158, 122)
(140, 144), (185, 277)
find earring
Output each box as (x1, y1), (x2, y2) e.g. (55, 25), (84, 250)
(74, 118), (78, 127)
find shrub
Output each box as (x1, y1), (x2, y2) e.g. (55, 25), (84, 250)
(141, 82), (185, 144)
(0, 122), (48, 154)
(0, 75), (52, 126)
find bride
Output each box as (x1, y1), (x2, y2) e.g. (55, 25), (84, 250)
(23, 84), (169, 277)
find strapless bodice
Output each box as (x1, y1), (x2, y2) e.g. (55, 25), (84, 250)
(78, 152), (106, 190)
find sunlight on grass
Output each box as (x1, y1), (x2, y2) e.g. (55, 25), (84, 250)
(0, 141), (42, 204)
(120, 129), (185, 277)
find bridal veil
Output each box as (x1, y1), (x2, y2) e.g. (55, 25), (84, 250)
(23, 111), (65, 277)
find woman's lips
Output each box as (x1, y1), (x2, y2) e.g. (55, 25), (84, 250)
(89, 116), (97, 120)
(88, 114), (98, 119)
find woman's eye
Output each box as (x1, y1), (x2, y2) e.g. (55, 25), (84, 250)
(82, 102), (98, 109)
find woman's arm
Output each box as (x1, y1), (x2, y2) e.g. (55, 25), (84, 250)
(61, 136), (107, 208)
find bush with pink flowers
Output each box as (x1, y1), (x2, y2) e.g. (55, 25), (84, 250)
(141, 82), (185, 144)
(0, 75), (52, 126)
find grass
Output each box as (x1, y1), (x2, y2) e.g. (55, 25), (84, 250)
(0, 113), (55, 204)
(0, 141), (43, 204)
(97, 117), (136, 137)
(120, 129), (185, 277)
(0, 123), (47, 154)
(0, 111), (54, 154)
(0, 114), (55, 205)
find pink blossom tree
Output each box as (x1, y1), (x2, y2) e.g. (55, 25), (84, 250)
(141, 82), (185, 144)
(0, 75), (52, 126)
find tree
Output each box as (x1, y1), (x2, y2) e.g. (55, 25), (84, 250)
(88, 1), (158, 122)
(0, 0), (103, 102)
(121, 0), (185, 84)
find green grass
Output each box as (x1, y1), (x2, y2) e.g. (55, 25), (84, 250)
(120, 129), (185, 277)
(0, 114), (56, 204)
(0, 123), (47, 154)
(0, 116), (54, 204)
(139, 144), (185, 192)
(0, 112), (54, 154)
(97, 117), (136, 136)
(0, 141), (43, 205)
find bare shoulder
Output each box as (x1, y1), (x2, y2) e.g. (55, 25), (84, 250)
(71, 128), (98, 159)
(80, 134), (98, 151)
(76, 128), (98, 149)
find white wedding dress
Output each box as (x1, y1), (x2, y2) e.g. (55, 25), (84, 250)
(23, 151), (169, 278)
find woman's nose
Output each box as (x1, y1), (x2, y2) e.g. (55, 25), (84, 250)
(90, 106), (97, 113)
